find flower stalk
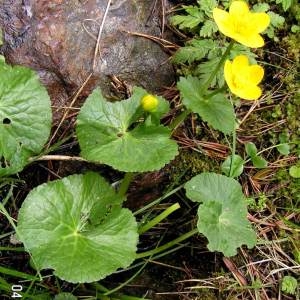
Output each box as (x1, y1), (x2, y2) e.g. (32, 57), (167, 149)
(136, 228), (199, 259)
(202, 40), (235, 93)
(138, 203), (180, 234)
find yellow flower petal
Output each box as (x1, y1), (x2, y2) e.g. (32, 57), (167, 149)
(212, 8), (234, 38)
(224, 60), (234, 89)
(229, 1), (249, 18)
(233, 33), (265, 48)
(235, 85), (262, 100)
(224, 55), (264, 100)
(248, 65), (264, 85)
(248, 13), (271, 33)
(232, 55), (249, 71)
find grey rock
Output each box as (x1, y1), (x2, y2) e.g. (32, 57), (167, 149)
(0, 0), (175, 122)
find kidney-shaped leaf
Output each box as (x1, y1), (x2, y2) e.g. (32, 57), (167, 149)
(185, 173), (256, 256)
(76, 88), (178, 172)
(17, 172), (138, 283)
(54, 293), (77, 300)
(0, 63), (52, 176)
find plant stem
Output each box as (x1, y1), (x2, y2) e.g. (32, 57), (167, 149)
(133, 185), (183, 215)
(244, 142), (294, 164)
(202, 40), (234, 92)
(103, 259), (149, 296)
(0, 201), (43, 281)
(138, 203), (180, 234)
(206, 84), (227, 98)
(229, 128), (237, 177)
(135, 228), (199, 259)
(117, 172), (135, 197)
(0, 247), (24, 252)
(169, 108), (191, 131)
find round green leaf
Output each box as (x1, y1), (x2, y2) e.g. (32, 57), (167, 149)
(177, 76), (235, 134)
(289, 165), (300, 178)
(76, 88), (178, 172)
(0, 63), (51, 176)
(245, 142), (258, 157)
(276, 143), (290, 156)
(17, 172), (138, 283)
(185, 173), (256, 256)
(221, 154), (244, 177)
(251, 155), (268, 169)
(54, 293), (77, 300)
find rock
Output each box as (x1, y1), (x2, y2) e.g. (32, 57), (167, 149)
(0, 0), (175, 122)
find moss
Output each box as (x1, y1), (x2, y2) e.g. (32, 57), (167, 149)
(274, 168), (300, 204)
(167, 149), (220, 184)
(191, 289), (218, 300)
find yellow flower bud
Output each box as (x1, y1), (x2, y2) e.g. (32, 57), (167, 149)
(141, 94), (159, 112)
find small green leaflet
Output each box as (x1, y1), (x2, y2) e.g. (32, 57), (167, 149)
(76, 87), (178, 172)
(276, 0), (293, 11)
(195, 58), (225, 88)
(172, 45), (207, 65)
(245, 142), (258, 157)
(177, 76), (235, 134)
(172, 39), (216, 65)
(252, 3), (270, 12)
(221, 154), (244, 177)
(0, 62), (52, 177)
(245, 142), (268, 168)
(289, 165), (300, 178)
(197, 0), (217, 17)
(185, 173), (256, 257)
(200, 20), (218, 37)
(17, 172), (138, 283)
(170, 6), (204, 29)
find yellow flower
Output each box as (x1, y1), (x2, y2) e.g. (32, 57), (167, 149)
(224, 55), (264, 100)
(213, 1), (270, 48)
(141, 94), (159, 112)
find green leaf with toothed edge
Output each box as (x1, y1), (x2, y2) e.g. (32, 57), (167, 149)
(76, 87), (178, 172)
(185, 173), (256, 257)
(0, 62), (51, 177)
(177, 76), (235, 134)
(17, 172), (139, 283)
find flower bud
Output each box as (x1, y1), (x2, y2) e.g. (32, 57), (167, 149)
(141, 94), (159, 112)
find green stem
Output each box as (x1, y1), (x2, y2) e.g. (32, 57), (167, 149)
(169, 108), (191, 131)
(202, 40), (234, 92)
(138, 203), (180, 234)
(134, 185), (183, 216)
(117, 172), (135, 197)
(229, 128), (237, 177)
(206, 84), (227, 99)
(103, 260), (149, 296)
(135, 228), (199, 259)
(0, 202), (43, 281)
(0, 247), (24, 252)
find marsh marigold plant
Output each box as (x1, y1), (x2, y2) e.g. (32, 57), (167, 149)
(213, 1), (270, 48)
(224, 55), (264, 100)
